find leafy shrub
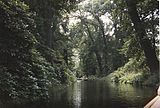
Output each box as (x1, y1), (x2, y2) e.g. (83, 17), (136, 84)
(108, 57), (155, 85)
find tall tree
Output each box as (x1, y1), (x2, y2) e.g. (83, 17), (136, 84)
(125, 0), (159, 73)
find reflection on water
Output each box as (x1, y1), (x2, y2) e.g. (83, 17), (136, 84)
(70, 80), (156, 108)
(0, 80), (156, 108)
(73, 80), (81, 108)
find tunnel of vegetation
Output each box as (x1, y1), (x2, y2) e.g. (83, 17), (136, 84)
(0, 0), (159, 104)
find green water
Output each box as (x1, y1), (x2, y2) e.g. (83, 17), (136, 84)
(0, 80), (157, 108)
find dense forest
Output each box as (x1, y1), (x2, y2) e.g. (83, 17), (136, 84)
(0, 0), (159, 105)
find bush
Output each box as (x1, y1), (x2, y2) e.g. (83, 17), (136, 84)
(107, 57), (156, 85)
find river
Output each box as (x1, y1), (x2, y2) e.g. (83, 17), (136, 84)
(0, 80), (157, 108)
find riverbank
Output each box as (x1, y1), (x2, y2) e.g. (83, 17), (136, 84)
(105, 71), (159, 86)
(83, 72), (159, 86)
(100, 57), (159, 86)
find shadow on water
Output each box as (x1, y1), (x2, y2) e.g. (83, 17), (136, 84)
(0, 80), (156, 108)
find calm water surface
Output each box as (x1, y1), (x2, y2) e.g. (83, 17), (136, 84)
(0, 80), (157, 108)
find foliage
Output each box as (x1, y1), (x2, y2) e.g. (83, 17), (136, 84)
(0, 0), (38, 102)
(0, 0), (76, 103)
(0, 0), (159, 104)
(69, 1), (126, 77)
(108, 56), (158, 85)
(87, 75), (99, 80)
(106, 0), (159, 85)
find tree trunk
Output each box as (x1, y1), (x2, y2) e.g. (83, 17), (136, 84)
(83, 21), (103, 74)
(126, 0), (159, 73)
(94, 50), (103, 75)
(63, 49), (68, 65)
(94, 15), (109, 74)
